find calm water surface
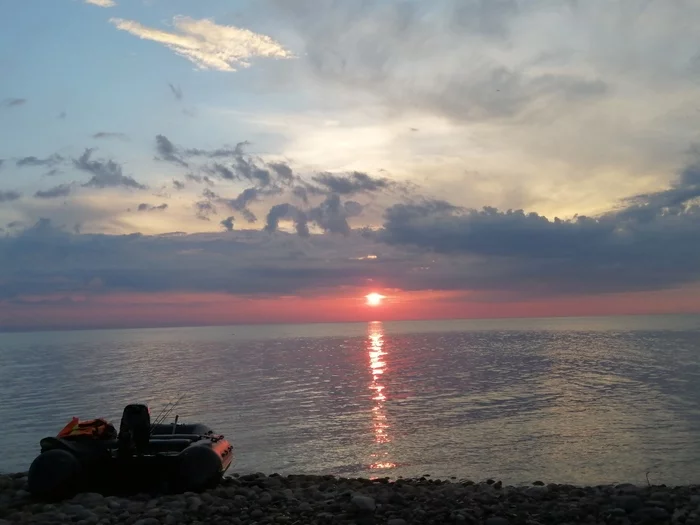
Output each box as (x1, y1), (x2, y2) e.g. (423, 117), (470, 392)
(2, 315), (700, 486)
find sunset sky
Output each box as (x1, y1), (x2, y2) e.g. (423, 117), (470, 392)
(1, 0), (700, 331)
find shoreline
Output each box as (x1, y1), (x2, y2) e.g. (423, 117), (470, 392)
(2, 472), (699, 525)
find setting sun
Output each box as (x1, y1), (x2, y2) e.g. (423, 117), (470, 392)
(366, 293), (385, 307)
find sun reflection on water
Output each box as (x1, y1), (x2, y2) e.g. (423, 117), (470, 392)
(367, 321), (396, 471)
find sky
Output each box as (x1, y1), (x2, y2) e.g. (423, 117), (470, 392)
(1, 0), (700, 331)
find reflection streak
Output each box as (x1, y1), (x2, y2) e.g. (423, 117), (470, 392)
(368, 321), (396, 470)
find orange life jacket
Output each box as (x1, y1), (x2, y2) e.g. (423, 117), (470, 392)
(57, 417), (116, 440)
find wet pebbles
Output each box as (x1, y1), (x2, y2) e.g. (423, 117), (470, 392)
(2, 471), (699, 524)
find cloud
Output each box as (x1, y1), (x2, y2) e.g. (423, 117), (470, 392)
(155, 135), (188, 167)
(1, 98), (26, 108)
(172, 180), (185, 191)
(34, 184), (73, 199)
(109, 16), (295, 72)
(195, 200), (217, 221)
(264, 203), (309, 237)
(269, 162), (294, 182)
(0, 191), (21, 203)
(0, 220), (396, 300)
(186, 173), (215, 186)
(85, 0), (116, 6)
(16, 155), (64, 168)
(74, 148), (147, 190)
(376, 155), (700, 294)
(137, 203), (168, 212)
(0, 160), (3, 170)
(92, 132), (129, 140)
(312, 171), (392, 195)
(220, 188), (259, 223)
(156, 135), (296, 193)
(272, 1), (610, 122)
(2, 148), (700, 305)
(306, 194), (353, 235)
(220, 216), (235, 232)
(168, 83), (183, 100)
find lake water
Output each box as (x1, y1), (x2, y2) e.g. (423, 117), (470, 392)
(2, 315), (700, 486)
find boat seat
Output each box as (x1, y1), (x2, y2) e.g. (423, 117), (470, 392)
(148, 434), (202, 442)
(146, 439), (194, 454)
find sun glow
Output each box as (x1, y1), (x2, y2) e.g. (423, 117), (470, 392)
(365, 293), (385, 306)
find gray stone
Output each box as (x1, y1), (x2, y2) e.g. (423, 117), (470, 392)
(351, 495), (376, 513)
(526, 486), (548, 499)
(63, 504), (98, 521)
(646, 500), (669, 508)
(251, 508), (264, 519)
(259, 491), (273, 505)
(134, 519), (161, 525)
(388, 519), (408, 525)
(609, 508), (627, 517)
(187, 495), (203, 511)
(485, 518), (511, 525)
(645, 507), (670, 520)
(72, 493), (105, 506)
(650, 491), (670, 501)
(613, 495), (643, 512)
(298, 502), (313, 512)
(616, 483), (641, 494)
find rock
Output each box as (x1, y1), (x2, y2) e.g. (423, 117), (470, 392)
(609, 508), (627, 517)
(251, 508), (264, 519)
(646, 500), (669, 509)
(485, 518), (511, 525)
(387, 519), (407, 525)
(63, 504), (99, 521)
(298, 502), (313, 512)
(14, 489), (30, 500)
(134, 519), (161, 525)
(259, 491), (273, 505)
(533, 481), (545, 486)
(645, 507), (670, 520)
(613, 495), (643, 512)
(526, 486), (549, 499)
(72, 493), (105, 506)
(351, 495), (376, 513)
(187, 495), (203, 511)
(673, 508), (686, 522)
(616, 483), (641, 494)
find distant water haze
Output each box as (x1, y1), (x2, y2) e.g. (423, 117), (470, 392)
(2, 315), (700, 485)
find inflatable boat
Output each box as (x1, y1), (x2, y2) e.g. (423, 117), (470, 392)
(27, 403), (234, 500)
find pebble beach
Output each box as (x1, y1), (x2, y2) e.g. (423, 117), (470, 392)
(2, 471), (700, 525)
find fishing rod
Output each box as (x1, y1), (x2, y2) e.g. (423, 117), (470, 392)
(153, 393), (186, 426)
(149, 393), (186, 434)
(149, 397), (175, 430)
